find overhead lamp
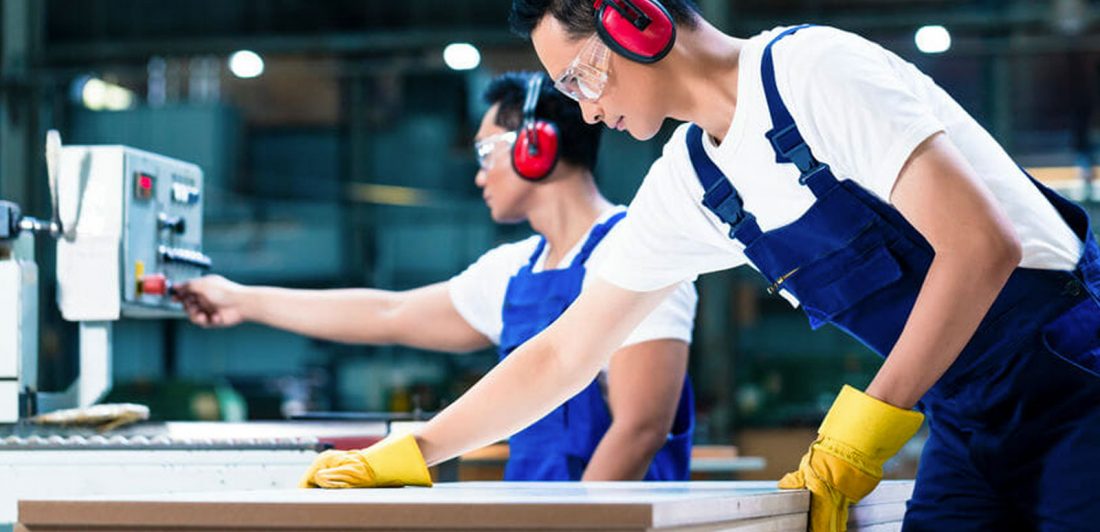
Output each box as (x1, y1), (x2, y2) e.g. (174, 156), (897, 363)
(80, 77), (136, 111)
(915, 25), (951, 54)
(443, 43), (481, 71)
(228, 50), (264, 79)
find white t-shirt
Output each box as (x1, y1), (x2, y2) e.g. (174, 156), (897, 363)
(596, 25), (1082, 297)
(448, 206), (698, 347)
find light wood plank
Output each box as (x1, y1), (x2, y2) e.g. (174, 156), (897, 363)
(17, 480), (913, 531)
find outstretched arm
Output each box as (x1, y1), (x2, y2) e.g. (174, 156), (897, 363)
(175, 276), (492, 353)
(414, 279), (677, 465)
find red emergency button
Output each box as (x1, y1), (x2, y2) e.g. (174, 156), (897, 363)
(135, 173), (155, 200)
(141, 274), (168, 296)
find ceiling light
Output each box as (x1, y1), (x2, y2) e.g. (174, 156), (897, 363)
(915, 25), (951, 54)
(443, 43), (481, 71)
(228, 50), (264, 79)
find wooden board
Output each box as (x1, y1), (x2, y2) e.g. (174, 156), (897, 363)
(727, 481), (912, 506)
(18, 481), (913, 531)
(19, 482), (804, 531)
(17, 516), (809, 532)
(731, 480), (912, 529)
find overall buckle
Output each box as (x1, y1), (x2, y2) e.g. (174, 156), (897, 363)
(766, 124), (819, 174)
(798, 162), (833, 186)
(712, 194), (743, 223)
(703, 180), (746, 225)
(700, 182), (755, 239)
(727, 212), (758, 240)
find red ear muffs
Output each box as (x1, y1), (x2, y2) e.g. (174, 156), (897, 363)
(511, 75), (560, 181)
(512, 121), (560, 181)
(594, 0), (676, 64)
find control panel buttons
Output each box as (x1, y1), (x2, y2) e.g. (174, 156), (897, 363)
(157, 213), (186, 234)
(158, 245), (213, 270)
(171, 183), (200, 205)
(134, 173), (155, 200)
(139, 274), (168, 296)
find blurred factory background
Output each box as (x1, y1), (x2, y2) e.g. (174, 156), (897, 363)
(2, 0), (1098, 478)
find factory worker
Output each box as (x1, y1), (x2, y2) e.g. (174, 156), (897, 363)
(176, 71), (698, 483)
(294, 2), (1100, 531)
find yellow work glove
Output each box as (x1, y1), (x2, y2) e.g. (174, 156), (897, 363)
(298, 449), (350, 488)
(299, 434), (433, 489)
(778, 385), (924, 532)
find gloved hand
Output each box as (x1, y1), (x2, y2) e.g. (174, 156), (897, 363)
(778, 385), (924, 532)
(299, 434), (433, 489)
(298, 449), (351, 488)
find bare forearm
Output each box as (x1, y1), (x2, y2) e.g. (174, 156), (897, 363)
(582, 423), (667, 480)
(243, 287), (405, 344)
(872, 133), (1024, 409)
(416, 332), (603, 465)
(414, 281), (675, 466)
(867, 244), (1020, 408)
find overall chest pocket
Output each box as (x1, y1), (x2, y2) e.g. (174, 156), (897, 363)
(744, 183), (909, 327)
(1042, 297), (1100, 378)
(791, 241), (904, 326)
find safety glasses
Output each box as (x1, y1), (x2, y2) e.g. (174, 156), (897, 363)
(553, 34), (611, 103)
(474, 130), (517, 170)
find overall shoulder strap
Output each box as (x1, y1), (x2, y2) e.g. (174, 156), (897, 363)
(760, 24), (838, 197)
(576, 210), (627, 265)
(685, 125), (763, 244)
(525, 237), (548, 267)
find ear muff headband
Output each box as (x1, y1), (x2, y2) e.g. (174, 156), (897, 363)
(511, 74), (560, 181)
(594, 0), (676, 64)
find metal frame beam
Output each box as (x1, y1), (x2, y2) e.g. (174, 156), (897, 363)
(44, 29), (519, 65)
(1, 0), (35, 204)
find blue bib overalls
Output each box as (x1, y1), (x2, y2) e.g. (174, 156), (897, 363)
(498, 212), (695, 481)
(688, 25), (1100, 531)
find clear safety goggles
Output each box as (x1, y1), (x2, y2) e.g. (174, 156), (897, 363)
(553, 34), (611, 103)
(474, 130), (517, 170)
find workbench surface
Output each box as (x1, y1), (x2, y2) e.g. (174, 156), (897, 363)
(17, 480), (913, 531)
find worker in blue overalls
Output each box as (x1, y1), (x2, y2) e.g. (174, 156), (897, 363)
(298, 2), (1100, 531)
(176, 71), (697, 483)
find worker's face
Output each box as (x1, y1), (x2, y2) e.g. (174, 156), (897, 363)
(532, 16), (667, 141)
(473, 104), (536, 223)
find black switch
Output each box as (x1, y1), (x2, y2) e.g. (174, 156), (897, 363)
(157, 212), (186, 234)
(0, 200), (23, 240)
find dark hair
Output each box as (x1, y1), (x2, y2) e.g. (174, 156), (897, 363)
(483, 71), (602, 171)
(510, 0), (700, 39)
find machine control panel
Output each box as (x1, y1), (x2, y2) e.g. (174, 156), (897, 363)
(57, 146), (210, 321)
(121, 149), (209, 317)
